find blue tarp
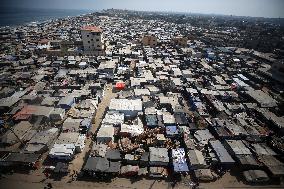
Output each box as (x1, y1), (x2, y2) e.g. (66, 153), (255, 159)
(166, 126), (179, 135)
(173, 162), (189, 172)
(146, 115), (158, 127)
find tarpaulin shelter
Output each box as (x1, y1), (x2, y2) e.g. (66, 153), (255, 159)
(115, 82), (125, 90)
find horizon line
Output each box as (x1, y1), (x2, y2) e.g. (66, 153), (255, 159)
(2, 7), (284, 19)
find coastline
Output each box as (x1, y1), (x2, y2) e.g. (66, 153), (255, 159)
(0, 8), (94, 27)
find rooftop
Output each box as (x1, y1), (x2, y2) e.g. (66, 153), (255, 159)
(81, 26), (103, 33)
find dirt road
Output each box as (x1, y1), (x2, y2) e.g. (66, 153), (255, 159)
(90, 83), (116, 134)
(66, 83), (117, 180)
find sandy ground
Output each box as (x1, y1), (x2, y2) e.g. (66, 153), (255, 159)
(90, 83), (117, 134)
(1, 171), (283, 189)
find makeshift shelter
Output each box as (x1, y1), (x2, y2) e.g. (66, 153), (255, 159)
(187, 150), (207, 169)
(149, 167), (168, 178)
(149, 147), (169, 166)
(115, 82), (125, 90)
(54, 162), (69, 174)
(172, 148), (189, 173)
(209, 140), (235, 166)
(120, 165), (139, 176)
(83, 157), (110, 173)
(0, 121), (32, 146)
(194, 169), (216, 181)
(2, 153), (41, 167)
(243, 170), (269, 183)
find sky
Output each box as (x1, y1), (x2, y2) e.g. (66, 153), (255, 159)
(1, 0), (284, 18)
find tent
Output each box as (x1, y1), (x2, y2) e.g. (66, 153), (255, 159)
(115, 82), (125, 90)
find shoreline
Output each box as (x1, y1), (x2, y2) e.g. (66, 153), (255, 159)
(0, 8), (95, 28)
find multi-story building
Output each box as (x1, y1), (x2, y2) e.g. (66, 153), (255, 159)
(81, 26), (104, 56)
(142, 35), (158, 47)
(171, 36), (188, 47)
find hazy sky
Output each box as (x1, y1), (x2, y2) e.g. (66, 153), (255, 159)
(2, 0), (284, 18)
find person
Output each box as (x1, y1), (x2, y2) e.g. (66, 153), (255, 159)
(70, 173), (74, 181)
(72, 171), (77, 181)
(41, 172), (49, 182)
(44, 172), (49, 179)
(47, 183), (53, 189)
(171, 180), (177, 188)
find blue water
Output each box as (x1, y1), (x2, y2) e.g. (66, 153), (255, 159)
(0, 8), (93, 27)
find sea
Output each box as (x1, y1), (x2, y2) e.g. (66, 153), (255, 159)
(0, 8), (93, 27)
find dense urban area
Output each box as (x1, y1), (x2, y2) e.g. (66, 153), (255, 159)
(0, 9), (284, 189)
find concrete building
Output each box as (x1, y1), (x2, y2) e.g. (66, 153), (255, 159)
(81, 26), (104, 56)
(171, 36), (188, 47)
(142, 35), (158, 47)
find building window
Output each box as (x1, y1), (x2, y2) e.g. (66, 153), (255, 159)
(91, 39), (94, 41)
(96, 39), (99, 42)
(87, 35), (89, 37)
(97, 45), (100, 48)
(88, 41), (90, 43)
